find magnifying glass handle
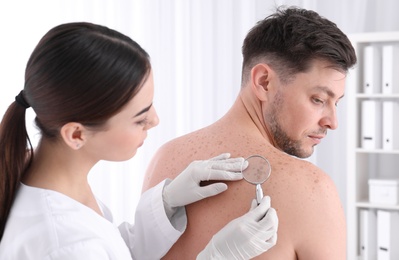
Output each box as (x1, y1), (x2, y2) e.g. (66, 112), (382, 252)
(256, 184), (263, 205)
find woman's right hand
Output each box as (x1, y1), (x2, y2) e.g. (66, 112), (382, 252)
(197, 196), (278, 260)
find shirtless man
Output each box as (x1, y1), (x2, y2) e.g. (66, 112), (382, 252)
(142, 7), (356, 259)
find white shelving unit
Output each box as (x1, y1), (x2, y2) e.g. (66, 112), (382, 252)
(347, 31), (399, 260)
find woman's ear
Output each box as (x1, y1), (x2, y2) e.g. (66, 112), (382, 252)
(60, 122), (86, 150)
(250, 63), (274, 101)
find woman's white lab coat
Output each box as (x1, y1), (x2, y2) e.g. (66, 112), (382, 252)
(0, 180), (187, 260)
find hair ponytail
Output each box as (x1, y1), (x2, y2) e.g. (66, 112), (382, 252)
(0, 21), (151, 240)
(0, 99), (33, 240)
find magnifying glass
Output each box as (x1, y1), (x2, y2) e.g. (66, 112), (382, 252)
(241, 155), (271, 205)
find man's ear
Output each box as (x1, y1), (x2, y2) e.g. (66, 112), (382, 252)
(60, 122), (86, 150)
(250, 63), (274, 101)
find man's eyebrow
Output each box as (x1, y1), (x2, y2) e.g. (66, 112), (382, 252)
(134, 103), (153, 117)
(315, 86), (344, 99)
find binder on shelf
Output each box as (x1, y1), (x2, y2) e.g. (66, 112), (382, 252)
(382, 44), (399, 94)
(377, 210), (399, 260)
(363, 45), (382, 94)
(361, 100), (382, 149)
(360, 209), (377, 260)
(382, 101), (399, 150)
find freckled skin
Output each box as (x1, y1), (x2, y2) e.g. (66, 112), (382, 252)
(142, 61), (346, 259)
(143, 120), (344, 259)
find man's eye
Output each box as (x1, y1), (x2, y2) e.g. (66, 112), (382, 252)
(313, 98), (324, 104)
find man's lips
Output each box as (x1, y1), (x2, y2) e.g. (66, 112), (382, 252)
(308, 134), (325, 144)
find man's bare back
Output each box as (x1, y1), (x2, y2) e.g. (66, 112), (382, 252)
(143, 96), (346, 259)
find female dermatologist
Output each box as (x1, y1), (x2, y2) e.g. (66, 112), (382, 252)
(0, 22), (278, 259)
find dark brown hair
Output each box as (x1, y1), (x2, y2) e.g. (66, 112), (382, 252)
(241, 6), (357, 85)
(0, 22), (151, 239)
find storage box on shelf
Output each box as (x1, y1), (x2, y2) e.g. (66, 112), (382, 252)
(368, 179), (399, 205)
(346, 31), (399, 260)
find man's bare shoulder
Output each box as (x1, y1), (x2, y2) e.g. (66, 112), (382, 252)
(274, 157), (346, 259)
(142, 130), (207, 192)
(286, 157), (338, 197)
(275, 156), (342, 219)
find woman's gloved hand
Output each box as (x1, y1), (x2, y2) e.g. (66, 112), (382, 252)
(197, 196), (279, 260)
(162, 153), (246, 211)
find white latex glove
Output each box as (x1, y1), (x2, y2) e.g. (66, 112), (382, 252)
(197, 196), (278, 260)
(163, 153), (246, 210)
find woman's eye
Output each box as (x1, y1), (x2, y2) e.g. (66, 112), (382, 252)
(136, 117), (148, 126)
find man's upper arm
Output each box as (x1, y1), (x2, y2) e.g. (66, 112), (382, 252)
(295, 171), (346, 260)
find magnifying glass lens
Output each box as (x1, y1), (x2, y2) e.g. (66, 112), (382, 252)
(242, 155), (270, 184)
(241, 155), (271, 205)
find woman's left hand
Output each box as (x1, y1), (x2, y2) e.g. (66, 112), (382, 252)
(162, 153), (246, 209)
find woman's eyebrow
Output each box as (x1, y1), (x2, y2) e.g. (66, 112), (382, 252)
(134, 103), (153, 118)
